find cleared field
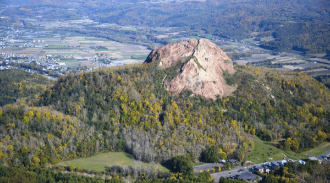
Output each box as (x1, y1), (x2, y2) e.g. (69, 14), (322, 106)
(45, 45), (71, 49)
(282, 65), (304, 70)
(302, 142), (330, 157)
(235, 53), (307, 66)
(271, 57), (306, 64)
(120, 26), (137, 31)
(131, 54), (149, 60)
(63, 36), (150, 62)
(244, 138), (330, 164)
(304, 69), (330, 76)
(244, 138), (286, 164)
(0, 47), (39, 56)
(58, 152), (169, 172)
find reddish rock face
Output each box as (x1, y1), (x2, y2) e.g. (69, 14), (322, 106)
(145, 39), (236, 100)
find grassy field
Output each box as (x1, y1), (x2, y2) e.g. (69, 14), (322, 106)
(130, 54), (149, 60)
(244, 137), (286, 164)
(301, 142), (330, 157)
(245, 138), (330, 164)
(58, 152), (169, 172)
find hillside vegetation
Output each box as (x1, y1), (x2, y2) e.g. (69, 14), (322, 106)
(35, 62), (249, 163)
(31, 62), (329, 161)
(0, 62), (329, 181)
(0, 69), (54, 106)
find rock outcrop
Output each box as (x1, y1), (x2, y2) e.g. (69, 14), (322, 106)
(144, 39), (236, 99)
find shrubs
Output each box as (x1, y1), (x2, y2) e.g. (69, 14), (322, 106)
(201, 146), (220, 163)
(171, 155), (193, 175)
(69, 165), (75, 172)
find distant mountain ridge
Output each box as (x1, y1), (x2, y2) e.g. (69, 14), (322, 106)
(145, 38), (236, 99)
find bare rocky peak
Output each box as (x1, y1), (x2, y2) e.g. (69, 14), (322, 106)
(144, 38), (236, 100)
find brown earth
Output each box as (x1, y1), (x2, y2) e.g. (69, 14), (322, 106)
(145, 39), (236, 100)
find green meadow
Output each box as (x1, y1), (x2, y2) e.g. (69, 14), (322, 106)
(58, 152), (169, 172)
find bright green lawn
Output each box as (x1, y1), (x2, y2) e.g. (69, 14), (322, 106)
(58, 152), (169, 172)
(244, 138), (330, 164)
(244, 138), (286, 164)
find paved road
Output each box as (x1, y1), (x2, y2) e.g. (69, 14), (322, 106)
(34, 45), (45, 59)
(211, 167), (245, 182)
(208, 161), (274, 182)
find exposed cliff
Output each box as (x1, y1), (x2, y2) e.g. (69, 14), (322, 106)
(145, 38), (236, 99)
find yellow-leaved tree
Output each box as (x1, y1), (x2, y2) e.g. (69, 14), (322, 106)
(21, 146), (29, 154)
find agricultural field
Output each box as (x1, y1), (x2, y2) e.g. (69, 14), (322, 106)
(0, 47), (40, 56)
(234, 54), (277, 65)
(223, 40), (330, 76)
(2, 33), (151, 68)
(63, 36), (151, 62)
(234, 53), (307, 66)
(303, 69), (330, 77)
(219, 41), (267, 53)
(57, 152), (169, 172)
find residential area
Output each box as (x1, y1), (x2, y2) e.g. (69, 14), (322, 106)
(0, 26), (150, 78)
(193, 152), (330, 182)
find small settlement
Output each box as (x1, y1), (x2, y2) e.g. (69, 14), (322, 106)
(195, 154), (330, 182)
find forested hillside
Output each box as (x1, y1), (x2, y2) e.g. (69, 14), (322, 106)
(0, 61), (330, 182)
(35, 62), (249, 163)
(1, 62), (329, 170)
(34, 61), (330, 159)
(223, 66), (330, 151)
(260, 22), (330, 53)
(0, 69), (54, 106)
(0, 164), (124, 183)
(0, 104), (121, 166)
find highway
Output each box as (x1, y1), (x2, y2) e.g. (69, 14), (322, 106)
(34, 45), (45, 59)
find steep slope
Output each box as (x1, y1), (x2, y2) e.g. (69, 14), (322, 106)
(145, 39), (235, 99)
(26, 41), (330, 167)
(0, 69), (54, 106)
(35, 63), (248, 163)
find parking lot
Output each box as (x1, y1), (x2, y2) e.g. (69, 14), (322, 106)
(193, 163), (224, 173)
(211, 167), (246, 182)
